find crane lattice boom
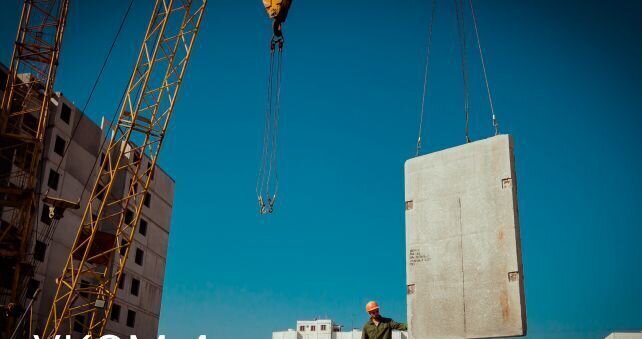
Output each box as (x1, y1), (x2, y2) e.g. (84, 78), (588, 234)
(0, 0), (69, 333)
(42, 0), (206, 337)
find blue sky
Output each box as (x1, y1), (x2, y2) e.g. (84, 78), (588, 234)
(1, 0), (641, 338)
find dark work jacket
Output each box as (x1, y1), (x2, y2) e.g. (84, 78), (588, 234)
(361, 317), (407, 339)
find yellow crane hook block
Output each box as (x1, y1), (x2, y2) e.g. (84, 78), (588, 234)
(262, 0), (292, 36)
(262, 0), (291, 20)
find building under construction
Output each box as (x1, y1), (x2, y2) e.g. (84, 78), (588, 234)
(0, 0), (538, 338)
(0, 64), (176, 338)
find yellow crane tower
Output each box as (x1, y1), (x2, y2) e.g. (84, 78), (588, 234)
(41, 0), (206, 337)
(0, 0), (69, 337)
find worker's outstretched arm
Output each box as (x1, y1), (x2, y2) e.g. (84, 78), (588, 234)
(390, 320), (408, 331)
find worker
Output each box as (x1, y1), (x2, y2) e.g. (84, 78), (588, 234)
(262, 0), (292, 37)
(361, 301), (407, 339)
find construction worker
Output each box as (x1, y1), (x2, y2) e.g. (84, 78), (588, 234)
(361, 301), (407, 339)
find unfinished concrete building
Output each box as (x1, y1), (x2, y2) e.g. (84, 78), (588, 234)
(0, 64), (175, 338)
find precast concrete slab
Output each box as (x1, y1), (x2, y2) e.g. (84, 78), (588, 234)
(605, 333), (642, 339)
(405, 135), (526, 338)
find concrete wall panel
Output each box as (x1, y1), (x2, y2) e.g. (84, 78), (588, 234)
(405, 135), (526, 338)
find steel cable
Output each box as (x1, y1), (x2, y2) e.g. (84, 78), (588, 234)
(469, 0), (499, 135)
(20, 2), (136, 311)
(454, 0), (471, 143)
(257, 42), (275, 213)
(257, 37), (283, 214)
(22, 1), (136, 302)
(416, 0), (437, 156)
(51, 0), (135, 178)
(266, 45), (283, 210)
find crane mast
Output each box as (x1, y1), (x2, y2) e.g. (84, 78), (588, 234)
(41, 0), (206, 337)
(0, 0), (69, 332)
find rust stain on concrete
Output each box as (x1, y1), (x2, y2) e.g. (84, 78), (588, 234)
(500, 288), (510, 322)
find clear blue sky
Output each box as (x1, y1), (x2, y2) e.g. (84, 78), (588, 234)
(2, 0), (641, 338)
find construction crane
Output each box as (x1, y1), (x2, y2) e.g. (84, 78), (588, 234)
(0, 0), (69, 337)
(41, 0), (206, 337)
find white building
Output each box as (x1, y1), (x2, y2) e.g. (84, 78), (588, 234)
(605, 332), (642, 339)
(273, 319), (407, 339)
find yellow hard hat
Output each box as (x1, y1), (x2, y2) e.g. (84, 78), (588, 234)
(365, 301), (380, 313)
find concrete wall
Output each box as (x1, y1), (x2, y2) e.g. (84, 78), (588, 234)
(605, 333), (642, 339)
(273, 330), (298, 339)
(405, 135), (526, 338)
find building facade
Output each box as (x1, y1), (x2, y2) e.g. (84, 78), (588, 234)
(605, 333), (642, 339)
(0, 64), (175, 338)
(273, 319), (408, 339)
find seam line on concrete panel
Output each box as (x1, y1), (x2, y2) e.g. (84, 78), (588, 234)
(140, 186), (174, 208)
(121, 269), (164, 290)
(129, 237), (168, 260)
(137, 216), (170, 237)
(112, 301), (161, 318)
(458, 197), (467, 336)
